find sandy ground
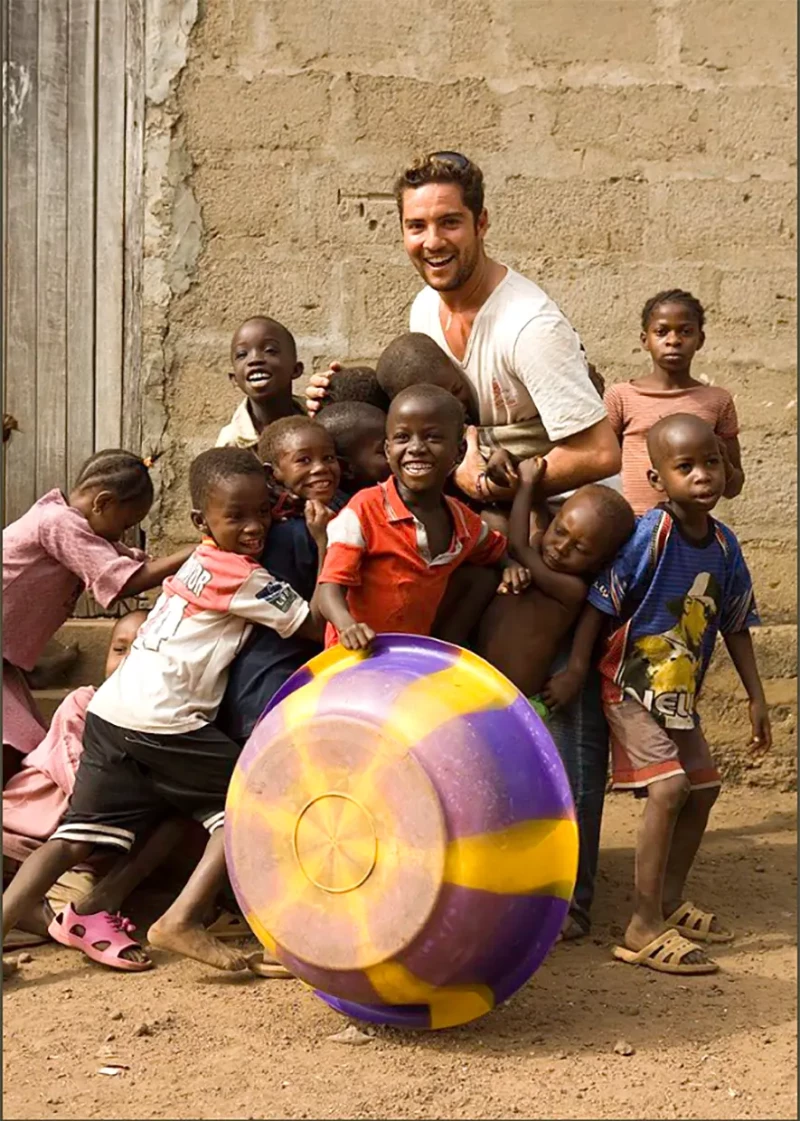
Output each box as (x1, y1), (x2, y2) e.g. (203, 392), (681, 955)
(3, 788), (796, 1121)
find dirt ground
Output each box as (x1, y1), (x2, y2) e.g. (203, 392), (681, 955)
(3, 788), (796, 1121)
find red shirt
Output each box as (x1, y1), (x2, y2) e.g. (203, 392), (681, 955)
(320, 476), (507, 647)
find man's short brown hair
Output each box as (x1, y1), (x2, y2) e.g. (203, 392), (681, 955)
(393, 152), (485, 224)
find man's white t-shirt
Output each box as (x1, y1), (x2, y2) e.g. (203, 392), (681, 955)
(410, 265), (607, 438)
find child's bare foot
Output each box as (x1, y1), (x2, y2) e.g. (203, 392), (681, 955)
(147, 919), (249, 971)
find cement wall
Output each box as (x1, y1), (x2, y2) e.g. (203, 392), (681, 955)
(140, 0), (797, 781)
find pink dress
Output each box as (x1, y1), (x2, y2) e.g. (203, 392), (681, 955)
(3, 686), (94, 861)
(2, 490), (146, 753)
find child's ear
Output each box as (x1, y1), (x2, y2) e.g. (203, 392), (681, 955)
(338, 456), (354, 480)
(292, 361), (304, 381)
(639, 330), (648, 349)
(190, 509), (209, 534)
(696, 330), (706, 352)
(227, 370), (237, 385)
(92, 489), (115, 514)
(647, 467), (666, 494)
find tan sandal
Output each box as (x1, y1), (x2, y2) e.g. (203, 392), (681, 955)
(665, 901), (734, 944)
(246, 952), (294, 980)
(612, 929), (719, 974)
(205, 911), (252, 941)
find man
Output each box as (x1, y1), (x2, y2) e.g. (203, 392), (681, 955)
(307, 152), (622, 937)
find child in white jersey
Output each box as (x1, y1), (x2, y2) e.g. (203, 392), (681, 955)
(2, 448), (325, 976)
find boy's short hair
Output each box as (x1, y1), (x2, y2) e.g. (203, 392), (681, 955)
(317, 402), (387, 459)
(573, 484), (636, 561)
(318, 366), (389, 413)
(393, 152), (484, 224)
(376, 333), (461, 399)
(388, 383), (466, 435)
(189, 447), (264, 510)
(257, 416), (332, 466)
(646, 413), (716, 467)
(231, 315), (297, 361)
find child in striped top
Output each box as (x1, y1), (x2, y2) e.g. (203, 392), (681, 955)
(604, 290), (744, 516)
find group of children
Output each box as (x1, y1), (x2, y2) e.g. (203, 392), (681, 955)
(2, 287), (771, 981)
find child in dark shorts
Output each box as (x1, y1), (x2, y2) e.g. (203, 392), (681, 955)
(2, 449), (323, 976)
(217, 418), (344, 744)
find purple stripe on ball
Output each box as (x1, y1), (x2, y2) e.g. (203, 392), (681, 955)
(393, 883), (564, 990)
(315, 992), (433, 1030)
(412, 706), (573, 837)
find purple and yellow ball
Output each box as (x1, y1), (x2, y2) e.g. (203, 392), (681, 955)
(225, 635), (578, 1030)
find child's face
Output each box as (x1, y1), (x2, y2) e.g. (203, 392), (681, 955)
(229, 319), (302, 404)
(541, 494), (611, 576)
(105, 610), (148, 677)
(270, 427), (341, 505)
(86, 492), (151, 542)
(193, 473), (273, 557)
(385, 398), (462, 498)
(346, 426), (390, 488)
(428, 363), (476, 413)
(641, 301), (704, 375)
(648, 430), (725, 512)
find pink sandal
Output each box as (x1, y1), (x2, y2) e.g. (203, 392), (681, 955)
(48, 903), (153, 972)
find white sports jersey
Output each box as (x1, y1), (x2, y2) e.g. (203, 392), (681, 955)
(89, 541), (309, 734)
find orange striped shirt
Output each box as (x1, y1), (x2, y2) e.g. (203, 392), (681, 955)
(604, 381), (739, 515)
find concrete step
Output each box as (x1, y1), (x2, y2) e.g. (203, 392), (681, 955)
(32, 688), (72, 724)
(52, 619), (117, 689)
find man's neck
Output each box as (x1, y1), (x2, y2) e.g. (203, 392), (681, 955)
(436, 254), (507, 317)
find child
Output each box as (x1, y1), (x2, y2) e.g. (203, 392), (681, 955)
(2, 448), (321, 975)
(566, 413), (769, 974)
(318, 384), (530, 650)
(376, 332), (477, 417)
(3, 451), (191, 773)
(3, 610), (183, 963)
(316, 402), (390, 496)
(604, 289), (744, 515)
(476, 456), (635, 717)
(316, 364), (389, 413)
(216, 422), (341, 745)
(216, 316), (306, 449)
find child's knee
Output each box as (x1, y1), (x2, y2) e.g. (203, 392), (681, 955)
(648, 773), (691, 813)
(689, 784), (720, 812)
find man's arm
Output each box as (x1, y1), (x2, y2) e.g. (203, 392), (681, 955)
(539, 418), (621, 498)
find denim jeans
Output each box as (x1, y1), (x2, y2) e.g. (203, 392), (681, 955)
(547, 642), (609, 933)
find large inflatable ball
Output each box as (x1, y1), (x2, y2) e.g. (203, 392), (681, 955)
(225, 635), (578, 1030)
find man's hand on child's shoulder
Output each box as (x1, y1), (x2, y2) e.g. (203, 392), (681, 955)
(748, 698), (772, 755)
(305, 499), (335, 547)
(497, 560), (531, 596)
(338, 621), (376, 651)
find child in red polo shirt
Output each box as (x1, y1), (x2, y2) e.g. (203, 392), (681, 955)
(318, 384), (530, 650)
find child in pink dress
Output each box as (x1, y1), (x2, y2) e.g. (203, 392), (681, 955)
(3, 611), (148, 943)
(604, 290), (745, 516)
(3, 450), (192, 775)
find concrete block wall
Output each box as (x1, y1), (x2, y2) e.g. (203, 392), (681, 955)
(140, 0), (797, 782)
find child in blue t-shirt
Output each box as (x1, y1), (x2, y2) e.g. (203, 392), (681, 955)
(561, 413), (770, 976)
(216, 417), (346, 742)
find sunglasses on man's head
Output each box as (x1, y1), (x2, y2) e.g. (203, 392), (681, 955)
(404, 151), (472, 183)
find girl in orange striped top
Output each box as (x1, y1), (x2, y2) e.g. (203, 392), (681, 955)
(604, 290), (744, 516)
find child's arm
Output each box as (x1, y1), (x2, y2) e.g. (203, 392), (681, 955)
(508, 457), (586, 609)
(302, 500), (335, 642)
(317, 583), (375, 650)
(719, 436), (745, 499)
(723, 630), (771, 752)
(117, 546), (195, 598)
(541, 602), (605, 710)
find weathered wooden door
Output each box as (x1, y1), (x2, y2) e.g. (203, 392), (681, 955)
(2, 0), (144, 527)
